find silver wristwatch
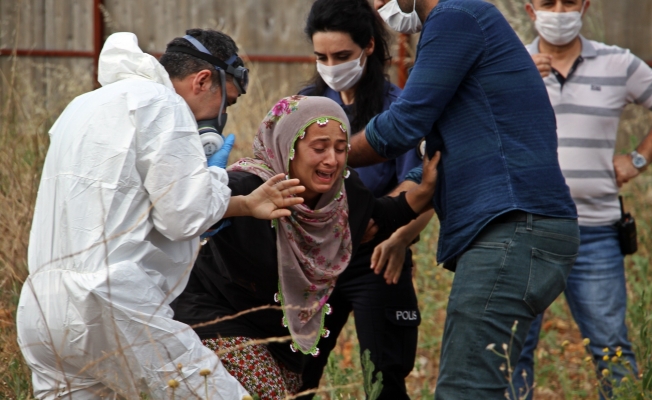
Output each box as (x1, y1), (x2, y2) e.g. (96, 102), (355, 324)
(630, 150), (647, 169)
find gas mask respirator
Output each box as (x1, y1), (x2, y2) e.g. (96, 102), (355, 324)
(197, 115), (227, 158)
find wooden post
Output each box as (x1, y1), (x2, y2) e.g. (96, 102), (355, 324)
(93, 0), (104, 88)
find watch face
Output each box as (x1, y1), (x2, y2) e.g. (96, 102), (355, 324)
(632, 152), (647, 168)
(417, 139), (426, 160)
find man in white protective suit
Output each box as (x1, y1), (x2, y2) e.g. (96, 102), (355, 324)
(16, 30), (304, 399)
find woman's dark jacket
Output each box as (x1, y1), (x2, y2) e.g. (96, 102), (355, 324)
(172, 169), (418, 372)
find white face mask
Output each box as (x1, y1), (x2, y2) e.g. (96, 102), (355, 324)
(316, 50), (366, 92)
(378, 0), (422, 35)
(533, 2), (585, 46)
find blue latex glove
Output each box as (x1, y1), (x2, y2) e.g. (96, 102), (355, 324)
(200, 220), (232, 240)
(207, 134), (235, 169)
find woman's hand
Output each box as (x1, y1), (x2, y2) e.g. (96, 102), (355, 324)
(224, 173), (305, 219)
(371, 209), (434, 284)
(371, 233), (408, 284)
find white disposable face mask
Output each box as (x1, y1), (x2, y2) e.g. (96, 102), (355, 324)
(533, 2), (585, 46)
(316, 50), (366, 92)
(378, 0), (422, 35)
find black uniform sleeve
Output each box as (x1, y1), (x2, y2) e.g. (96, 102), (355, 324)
(371, 191), (419, 240)
(345, 170), (418, 249)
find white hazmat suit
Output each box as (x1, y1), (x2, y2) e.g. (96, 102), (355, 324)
(16, 32), (250, 399)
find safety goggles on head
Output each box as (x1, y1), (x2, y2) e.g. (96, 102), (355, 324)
(166, 35), (249, 131)
(167, 35), (249, 95)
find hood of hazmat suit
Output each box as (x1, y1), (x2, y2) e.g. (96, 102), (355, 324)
(16, 32), (250, 399)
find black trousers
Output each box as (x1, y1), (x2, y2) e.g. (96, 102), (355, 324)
(299, 250), (420, 399)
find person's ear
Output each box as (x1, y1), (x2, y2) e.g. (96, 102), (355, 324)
(582, 0), (591, 16)
(525, 2), (537, 22)
(365, 37), (376, 57)
(192, 69), (213, 94)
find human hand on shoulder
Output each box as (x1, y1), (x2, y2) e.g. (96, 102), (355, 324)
(418, 151), (440, 193)
(532, 54), (552, 78)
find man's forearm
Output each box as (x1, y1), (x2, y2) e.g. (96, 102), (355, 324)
(348, 129), (388, 168)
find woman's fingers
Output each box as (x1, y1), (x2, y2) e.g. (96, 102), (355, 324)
(280, 185), (305, 197)
(269, 209), (292, 219)
(383, 263), (403, 285)
(382, 249), (405, 284)
(371, 245), (389, 274)
(280, 197), (304, 207)
(268, 174), (300, 189)
(267, 174), (305, 197)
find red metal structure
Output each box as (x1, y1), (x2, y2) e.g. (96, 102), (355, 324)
(3, 3), (647, 89)
(0, 0), (409, 88)
(0, 1), (412, 88)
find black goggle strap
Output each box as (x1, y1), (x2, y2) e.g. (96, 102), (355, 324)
(167, 44), (248, 94)
(218, 68), (226, 127)
(170, 35), (247, 87)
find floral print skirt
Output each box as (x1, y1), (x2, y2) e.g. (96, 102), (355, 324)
(202, 337), (302, 400)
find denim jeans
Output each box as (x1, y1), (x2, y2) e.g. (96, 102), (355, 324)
(511, 225), (638, 400)
(434, 214), (579, 400)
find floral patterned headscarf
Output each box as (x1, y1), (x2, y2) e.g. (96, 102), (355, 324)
(228, 95), (353, 356)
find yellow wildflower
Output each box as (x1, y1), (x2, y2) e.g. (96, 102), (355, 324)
(603, 355), (609, 361)
(602, 347), (609, 353)
(200, 368), (211, 377)
(601, 369), (610, 377)
(561, 340), (570, 347)
(168, 379), (179, 388)
(582, 338), (590, 346)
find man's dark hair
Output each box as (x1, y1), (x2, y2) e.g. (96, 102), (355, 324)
(304, 0), (392, 132)
(160, 29), (241, 88)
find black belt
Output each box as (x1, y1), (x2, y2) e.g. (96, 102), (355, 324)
(489, 210), (548, 224)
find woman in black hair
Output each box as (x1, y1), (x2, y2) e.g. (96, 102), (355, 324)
(298, 0), (433, 398)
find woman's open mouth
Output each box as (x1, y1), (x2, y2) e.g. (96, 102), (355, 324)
(315, 169), (335, 182)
